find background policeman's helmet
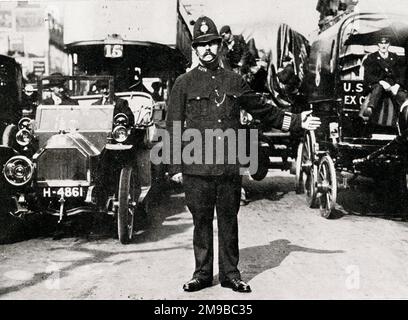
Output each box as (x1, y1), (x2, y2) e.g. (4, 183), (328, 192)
(192, 16), (222, 47)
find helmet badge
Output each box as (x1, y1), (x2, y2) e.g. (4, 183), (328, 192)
(200, 21), (209, 34)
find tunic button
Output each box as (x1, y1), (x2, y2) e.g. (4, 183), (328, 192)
(196, 97), (200, 100)
(218, 137), (221, 140)
(211, 76), (215, 79)
(218, 119), (221, 123)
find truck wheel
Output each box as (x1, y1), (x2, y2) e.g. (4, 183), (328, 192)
(317, 155), (337, 218)
(303, 131), (319, 208)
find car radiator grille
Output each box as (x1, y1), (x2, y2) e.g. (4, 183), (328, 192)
(37, 148), (88, 181)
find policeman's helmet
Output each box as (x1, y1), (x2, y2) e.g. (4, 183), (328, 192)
(192, 16), (222, 47)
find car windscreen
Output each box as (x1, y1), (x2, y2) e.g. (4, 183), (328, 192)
(36, 105), (114, 131)
(41, 78), (112, 101)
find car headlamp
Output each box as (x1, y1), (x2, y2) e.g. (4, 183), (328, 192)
(3, 156), (34, 186)
(16, 129), (33, 146)
(113, 113), (129, 127)
(112, 125), (129, 143)
(18, 117), (33, 130)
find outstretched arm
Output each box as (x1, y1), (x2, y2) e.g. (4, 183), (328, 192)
(238, 78), (320, 132)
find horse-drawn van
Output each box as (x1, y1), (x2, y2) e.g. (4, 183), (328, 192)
(297, 10), (408, 218)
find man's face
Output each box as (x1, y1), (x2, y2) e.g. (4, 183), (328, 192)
(50, 85), (61, 94)
(100, 85), (109, 96)
(195, 40), (220, 63)
(221, 31), (232, 42)
(378, 41), (390, 54)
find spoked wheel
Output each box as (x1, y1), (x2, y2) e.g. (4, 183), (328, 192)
(117, 166), (138, 244)
(301, 131), (319, 208)
(317, 155), (337, 219)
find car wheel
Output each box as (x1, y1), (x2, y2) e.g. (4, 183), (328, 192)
(117, 166), (137, 244)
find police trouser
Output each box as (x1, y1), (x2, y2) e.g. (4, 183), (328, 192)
(368, 84), (407, 111)
(183, 174), (242, 283)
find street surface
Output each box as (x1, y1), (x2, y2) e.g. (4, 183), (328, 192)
(1, 170), (408, 300)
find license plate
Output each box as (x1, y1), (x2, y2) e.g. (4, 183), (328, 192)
(42, 187), (85, 198)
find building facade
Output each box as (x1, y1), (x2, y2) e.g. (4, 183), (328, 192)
(0, 1), (68, 81)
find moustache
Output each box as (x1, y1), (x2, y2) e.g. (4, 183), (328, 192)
(204, 51), (216, 58)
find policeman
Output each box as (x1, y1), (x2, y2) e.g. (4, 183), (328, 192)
(219, 25), (251, 72)
(361, 35), (407, 118)
(166, 16), (320, 293)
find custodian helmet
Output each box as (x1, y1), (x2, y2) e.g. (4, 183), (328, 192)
(192, 16), (222, 47)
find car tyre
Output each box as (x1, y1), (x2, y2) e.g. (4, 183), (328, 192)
(117, 166), (137, 244)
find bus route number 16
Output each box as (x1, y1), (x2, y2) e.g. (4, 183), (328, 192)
(104, 44), (123, 58)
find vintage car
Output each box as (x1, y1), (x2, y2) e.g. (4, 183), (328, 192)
(1, 75), (157, 243)
(0, 54), (23, 172)
(0, 55), (24, 243)
(297, 10), (408, 218)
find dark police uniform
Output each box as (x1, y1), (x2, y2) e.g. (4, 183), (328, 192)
(363, 50), (407, 111)
(166, 16), (303, 287)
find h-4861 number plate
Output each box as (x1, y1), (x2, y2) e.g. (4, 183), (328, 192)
(42, 187), (85, 198)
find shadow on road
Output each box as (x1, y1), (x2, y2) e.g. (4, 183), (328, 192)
(214, 239), (344, 284)
(0, 243), (191, 297)
(243, 174), (295, 203)
(0, 180), (192, 297)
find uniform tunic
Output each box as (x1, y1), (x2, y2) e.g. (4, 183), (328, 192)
(167, 65), (301, 176)
(363, 51), (404, 89)
(363, 51), (407, 112)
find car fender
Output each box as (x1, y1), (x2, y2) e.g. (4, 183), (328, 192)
(105, 144), (133, 151)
